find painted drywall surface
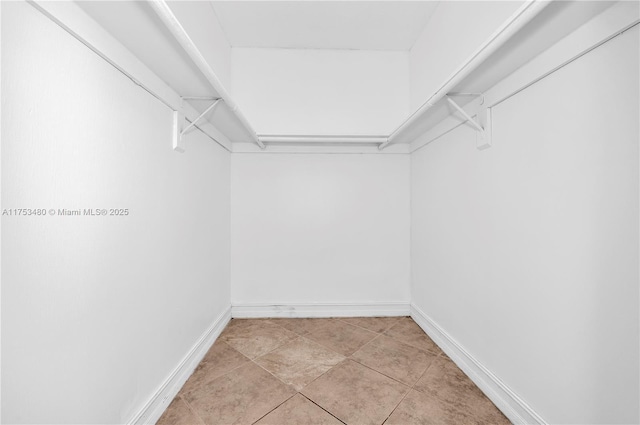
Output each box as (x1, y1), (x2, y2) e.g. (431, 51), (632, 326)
(168, 0), (232, 89)
(231, 154), (410, 307)
(411, 26), (639, 424)
(211, 2), (438, 51)
(0, 2), (3, 422)
(409, 1), (524, 111)
(231, 48), (410, 135)
(1, 3), (230, 423)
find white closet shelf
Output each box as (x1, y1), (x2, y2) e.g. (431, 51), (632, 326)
(147, 0), (264, 150)
(37, 0), (261, 151)
(241, 0), (615, 151)
(384, 0), (625, 149)
(34, 0), (630, 153)
(380, 1), (549, 150)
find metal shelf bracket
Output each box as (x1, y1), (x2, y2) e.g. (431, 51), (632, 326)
(172, 97), (221, 152)
(446, 95), (492, 150)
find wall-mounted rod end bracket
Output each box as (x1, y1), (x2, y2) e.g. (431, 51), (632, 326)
(172, 98), (221, 152)
(476, 105), (492, 150)
(446, 95), (492, 150)
(172, 110), (186, 153)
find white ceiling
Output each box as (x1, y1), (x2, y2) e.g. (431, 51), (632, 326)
(210, 1), (439, 51)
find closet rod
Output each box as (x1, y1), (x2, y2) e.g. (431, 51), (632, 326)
(258, 135), (388, 144)
(380, 0), (549, 150)
(147, 0), (265, 149)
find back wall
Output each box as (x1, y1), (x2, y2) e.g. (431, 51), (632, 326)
(231, 154), (410, 315)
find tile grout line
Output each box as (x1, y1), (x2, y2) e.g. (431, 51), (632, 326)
(263, 317), (337, 337)
(346, 320), (442, 389)
(178, 394), (206, 425)
(249, 392), (298, 425)
(409, 350), (453, 397)
(345, 357), (413, 390)
(301, 322), (379, 358)
(348, 331), (385, 356)
(294, 357), (347, 394)
(381, 386), (413, 425)
(296, 334), (346, 360)
(299, 393), (348, 425)
(222, 320), (301, 361)
(292, 317), (383, 390)
(179, 341), (253, 399)
(379, 340), (436, 425)
(332, 319), (383, 337)
(335, 316), (404, 334)
(382, 318), (444, 356)
(351, 328), (438, 362)
(249, 348), (301, 389)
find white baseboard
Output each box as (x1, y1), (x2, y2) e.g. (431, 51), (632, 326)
(410, 304), (547, 425)
(231, 302), (411, 318)
(127, 307), (232, 425)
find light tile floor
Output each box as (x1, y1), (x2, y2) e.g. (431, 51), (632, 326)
(157, 317), (511, 425)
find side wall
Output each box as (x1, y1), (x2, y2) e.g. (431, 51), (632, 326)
(231, 154), (411, 315)
(231, 48), (410, 136)
(410, 24), (639, 424)
(1, 3), (231, 423)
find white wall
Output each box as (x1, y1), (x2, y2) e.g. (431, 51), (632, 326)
(231, 154), (410, 310)
(409, 1), (524, 111)
(411, 24), (639, 424)
(1, 2), (230, 423)
(231, 48), (410, 136)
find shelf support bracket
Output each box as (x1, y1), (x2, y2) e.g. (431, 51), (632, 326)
(172, 98), (221, 152)
(446, 95), (492, 150)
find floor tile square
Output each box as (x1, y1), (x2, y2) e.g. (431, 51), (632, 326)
(254, 394), (343, 425)
(183, 362), (296, 425)
(180, 341), (250, 396)
(219, 319), (299, 359)
(414, 355), (479, 400)
(157, 397), (203, 425)
(255, 337), (345, 390)
(351, 334), (437, 386)
(304, 320), (377, 356)
(385, 389), (479, 425)
(269, 318), (338, 336)
(302, 359), (409, 425)
(413, 356), (509, 423)
(383, 317), (442, 354)
(339, 316), (401, 333)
